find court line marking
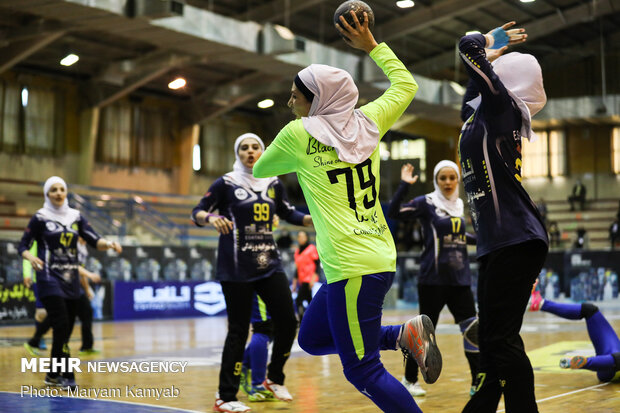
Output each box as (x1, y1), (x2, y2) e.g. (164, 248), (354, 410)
(497, 382), (610, 412)
(0, 390), (203, 413)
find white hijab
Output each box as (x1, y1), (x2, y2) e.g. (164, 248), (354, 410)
(38, 176), (80, 227)
(427, 160), (464, 217)
(226, 133), (274, 192)
(297, 64), (380, 164)
(465, 52), (547, 142)
(493, 52), (546, 142)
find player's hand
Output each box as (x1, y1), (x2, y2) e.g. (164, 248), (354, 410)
(484, 21), (526, 50)
(303, 215), (313, 227)
(89, 272), (102, 283)
(29, 257), (45, 273)
(23, 277), (33, 288)
(106, 241), (122, 254)
(485, 46), (507, 62)
(401, 163), (419, 185)
(335, 11), (378, 54)
(210, 215), (234, 235)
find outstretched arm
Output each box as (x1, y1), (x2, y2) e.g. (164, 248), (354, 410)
(336, 11), (417, 137)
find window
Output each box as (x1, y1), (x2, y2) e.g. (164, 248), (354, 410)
(24, 87), (55, 152)
(134, 107), (173, 168)
(97, 103), (132, 165)
(613, 127), (620, 174)
(548, 130), (566, 176)
(521, 130), (566, 178)
(521, 131), (548, 178)
(1, 82), (21, 152)
(391, 139), (426, 179)
(200, 121), (230, 176)
(0, 82), (60, 154)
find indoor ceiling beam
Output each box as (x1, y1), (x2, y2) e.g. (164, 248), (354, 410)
(236, 0), (327, 23)
(328, 0), (499, 47)
(412, 0), (620, 77)
(188, 77), (290, 124)
(0, 31), (66, 75)
(90, 51), (194, 108)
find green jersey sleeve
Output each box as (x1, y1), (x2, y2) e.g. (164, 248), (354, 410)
(360, 43), (418, 137)
(253, 120), (305, 177)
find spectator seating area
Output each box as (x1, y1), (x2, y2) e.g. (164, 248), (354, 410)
(0, 178), (310, 246)
(543, 198), (618, 250)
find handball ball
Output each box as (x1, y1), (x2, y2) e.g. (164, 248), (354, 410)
(334, 1), (375, 31)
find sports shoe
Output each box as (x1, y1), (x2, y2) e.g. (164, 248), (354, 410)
(39, 339), (47, 350)
(528, 290), (544, 312)
(560, 356), (587, 369)
(245, 385), (274, 402)
(24, 342), (41, 357)
(60, 377), (77, 390)
(401, 377), (426, 397)
(239, 366), (251, 393)
(399, 314), (442, 384)
(214, 393), (251, 412)
(262, 379), (293, 401)
(79, 348), (101, 356)
(44, 374), (63, 387)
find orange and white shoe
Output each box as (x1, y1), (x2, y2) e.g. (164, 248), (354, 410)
(398, 315), (442, 384)
(213, 393), (251, 412)
(560, 356), (587, 369)
(262, 379), (293, 401)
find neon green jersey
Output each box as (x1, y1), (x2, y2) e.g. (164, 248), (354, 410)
(254, 43), (417, 283)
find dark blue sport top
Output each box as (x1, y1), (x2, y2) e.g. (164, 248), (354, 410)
(192, 176), (305, 282)
(388, 181), (474, 286)
(18, 212), (100, 300)
(458, 34), (548, 258)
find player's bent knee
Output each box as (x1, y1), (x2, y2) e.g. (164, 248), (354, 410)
(580, 303), (599, 319)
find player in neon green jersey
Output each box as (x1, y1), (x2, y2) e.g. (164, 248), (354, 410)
(254, 11), (442, 412)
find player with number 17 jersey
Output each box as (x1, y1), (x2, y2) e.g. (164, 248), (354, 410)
(253, 44), (410, 284)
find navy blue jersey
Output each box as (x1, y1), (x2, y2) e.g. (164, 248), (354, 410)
(458, 34), (548, 258)
(251, 294), (271, 324)
(18, 212), (100, 300)
(388, 182), (472, 286)
(192, 176), (305, 282)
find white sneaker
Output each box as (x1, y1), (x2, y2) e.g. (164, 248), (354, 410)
(262, 379), (293, 401)
(401, 377), (426, 397)
(214, 393), (251, 412)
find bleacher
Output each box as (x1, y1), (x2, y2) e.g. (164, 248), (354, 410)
(545, 198), (618, 250)
(0, 179), (309, 247)
(2, 178), (615, 249)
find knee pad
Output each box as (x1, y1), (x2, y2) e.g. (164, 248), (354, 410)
(612, 352), (620, 372)
(580, 303), (599, 319)
(459, 317), (479, 350)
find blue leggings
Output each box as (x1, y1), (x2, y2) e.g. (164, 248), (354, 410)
(298, 272), (421, 413)
(542, 300), (620, 381)
(243, 332), (270, 386)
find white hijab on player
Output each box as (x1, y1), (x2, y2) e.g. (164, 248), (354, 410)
(427, 160), (464, 218)
(38, 176), (80, 227)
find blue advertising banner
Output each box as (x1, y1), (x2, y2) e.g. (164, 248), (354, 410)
(113, 280), (226, 320)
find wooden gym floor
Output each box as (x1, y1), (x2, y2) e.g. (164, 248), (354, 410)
(1, 304), (619, 412)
